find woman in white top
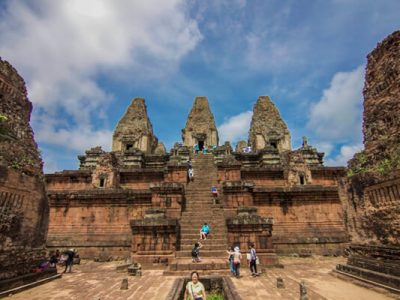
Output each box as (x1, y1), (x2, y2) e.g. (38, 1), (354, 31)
(184, 271), (206, 300)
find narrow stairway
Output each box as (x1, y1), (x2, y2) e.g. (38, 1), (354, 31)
(164, 153), (229, 275)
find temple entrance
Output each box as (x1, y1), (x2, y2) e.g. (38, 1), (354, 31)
(198, 140), (204, 150)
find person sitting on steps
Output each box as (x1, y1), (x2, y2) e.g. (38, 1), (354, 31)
(199, 223), (210, 240)
(191, 241), (203, 263)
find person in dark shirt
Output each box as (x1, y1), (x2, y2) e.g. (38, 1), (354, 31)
(63, 249), (75, 273)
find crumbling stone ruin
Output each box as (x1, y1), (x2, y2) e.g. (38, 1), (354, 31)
(112, 98), (161, 154)
(336, 30), (400, 291)
(0, 58), (51, 292)
(182, 96), (219, 149)
(46, 91), (347, 272)
(249, 96), (291, 152)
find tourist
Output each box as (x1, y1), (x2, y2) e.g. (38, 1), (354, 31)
(227, 247), (235, 276)
(199, 223), (210, 240)
(188, 167), (194, 182)
(191, 242), (203, 263)
(49, 251), (58, 268)
(248, 244), (258, 276)
(233, 246), (242, 278)
(187, 159), (192, 168)
(202, 145), (207, 154)
(194, 144), (199, 155)
(184, 271), (206, 300)
(211, 186), (218, 198)
(63, 248), (75, 273)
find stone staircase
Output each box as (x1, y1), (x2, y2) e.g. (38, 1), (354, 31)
(164, 153), (230, 275)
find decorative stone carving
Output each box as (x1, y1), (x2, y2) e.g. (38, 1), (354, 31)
(91, 152), (120, 189)
(112, 98), (160, 154)
(235, 140), (248, 153)
(282, 151), (312, 187)
(78, 146), (106, 170)
(249, 96), (291, 153)
(182, 96), (219, 149)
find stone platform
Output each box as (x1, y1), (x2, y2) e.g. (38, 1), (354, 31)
(6, 257), (399, 300)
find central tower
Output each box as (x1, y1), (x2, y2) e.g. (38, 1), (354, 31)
(182, 96), (219, 150)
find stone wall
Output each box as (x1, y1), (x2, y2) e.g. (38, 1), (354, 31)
(0, 58), (49, 283)
(47, 190), (152, 258)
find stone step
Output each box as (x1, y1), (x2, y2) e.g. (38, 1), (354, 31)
(180, 238), (227, 244)
(180, 234), (226, 240)
(180, 244), (227, 251)
(163, 269), (231, 276)
(165, 258), (229, 273)
(176, 250), (227, 258)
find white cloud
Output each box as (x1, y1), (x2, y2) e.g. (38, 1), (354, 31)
(218, 111), (252, 144)
(0, 0), (202, 155)
(307, 65), (364, 142)
(325, 143), (364, 166)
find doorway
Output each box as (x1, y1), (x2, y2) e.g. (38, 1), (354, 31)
(198, 140), (204, 150)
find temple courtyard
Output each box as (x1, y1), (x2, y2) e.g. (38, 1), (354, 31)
(6, 257), (398, 300)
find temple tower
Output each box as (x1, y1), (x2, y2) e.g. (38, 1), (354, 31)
(182, 96), (219, 150)
(112, 98), (159, 154)
(249, 96), (291, 152)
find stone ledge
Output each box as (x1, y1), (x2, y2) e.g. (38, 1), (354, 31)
(0, 268), (59, 296)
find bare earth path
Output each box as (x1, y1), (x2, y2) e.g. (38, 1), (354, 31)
(6, 257), (399, 300)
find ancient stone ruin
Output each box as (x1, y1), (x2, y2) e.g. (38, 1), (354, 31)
(249, 96), (291, 152)
(0, 58), (51, 292)
(45, 90), (347, 274)
(336, 30), (400, 291)
(112, 97), (161, 154)
(182, 96), (219, 150)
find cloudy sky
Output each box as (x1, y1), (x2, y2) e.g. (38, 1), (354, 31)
(0, 0), (399, 172)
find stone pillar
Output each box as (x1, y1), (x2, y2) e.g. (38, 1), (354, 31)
(130, 208), (179, 266)
(226, 207), (279, 266)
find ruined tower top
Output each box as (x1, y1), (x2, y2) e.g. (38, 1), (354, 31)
(249, 96), (291, 152)
(363, 30), (400, 165)
(182, 96), (219, 149)
(112, 97), (159, 153)
(0, 57), (43, 175)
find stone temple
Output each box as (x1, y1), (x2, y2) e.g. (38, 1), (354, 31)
(45, 93), (347, 273)
(1, 30), (399, 297)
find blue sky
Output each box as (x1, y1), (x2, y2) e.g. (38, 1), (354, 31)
(0, 0), (399, 172)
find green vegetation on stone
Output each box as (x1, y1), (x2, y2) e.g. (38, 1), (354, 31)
(207, 292), (224, 300)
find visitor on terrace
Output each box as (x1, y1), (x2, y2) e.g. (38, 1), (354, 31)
(194, 143), (199, 155)
(211, 185), (218, 198)
(199, 223), (210, 240)
(191, 241), (203, 263)
(62, 248), (75, 273)
(184, 271), (206, 300)
(188, 167), (194, 182)
(233, 246), (242, 278)
(247, 243), (258, 276)
(227, 246), (235, 276)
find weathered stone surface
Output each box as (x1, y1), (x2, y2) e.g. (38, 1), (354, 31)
(363, 30), (400, 168)
(182, 96), (219, 148)
(0, 58), (49, 287)
(249, 96), (291, 152)
(337, 31), (400, 291)
(112, 98), (160, 154)
(235, 140), (247, 153)
(91, 152), (120, 189)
